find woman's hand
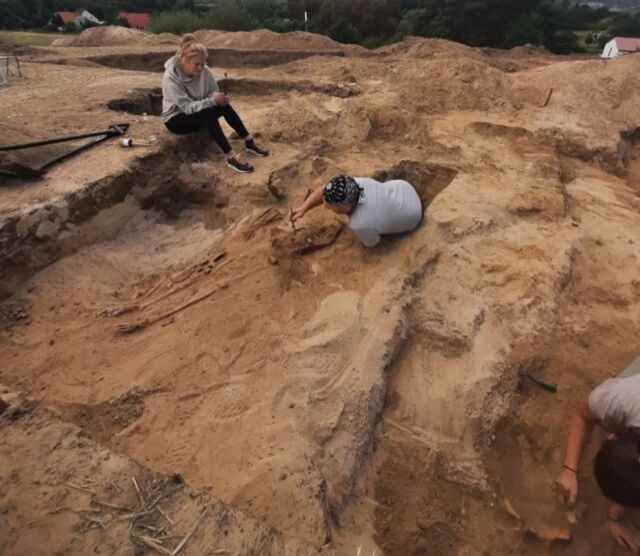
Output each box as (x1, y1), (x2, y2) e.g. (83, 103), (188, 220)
(608, 520), (640, 553)
(555, 467), (578, 506)
(291, 206), (308, 222)
(212, 92), (228, 106)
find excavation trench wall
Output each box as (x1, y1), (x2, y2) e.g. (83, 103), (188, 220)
(107, 78), (361, 116)
(86, 47), (345, 72)
(0, 142), (201, 301)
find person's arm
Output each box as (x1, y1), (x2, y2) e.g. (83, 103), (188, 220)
(206, 69), (220, 95)
(163, 73), (215, 115)
(292, 186), (325, 221)
(205, 70), (227, 106)
(556, 399), (598, 505)
(607, 503), (640, 552)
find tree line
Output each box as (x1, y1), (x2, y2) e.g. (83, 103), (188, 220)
(0, 0), (178, 28)
(2, 0), (640, 53)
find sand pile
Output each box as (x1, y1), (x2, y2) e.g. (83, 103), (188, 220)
(388, 56), (515, 114)
(53, 26), (360, 52)
(508, 43), (552, 57)
(193, 28), (348, 51)
(510, 54), (640, 135)
(143, 32), (180, 45)
(377, 37), (555, 73)
(375, 36), (482, 59)
(52, 25), (150, 47)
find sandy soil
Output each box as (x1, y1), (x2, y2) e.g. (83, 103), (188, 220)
(2, 32), (640, 555)
(51, 26), (359, 53)
(52, 26), (155, 47)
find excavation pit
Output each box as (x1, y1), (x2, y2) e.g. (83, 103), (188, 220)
(87, 47), (346, 72)
(0, 141), (231, 302)
(372, 160), (458, 208)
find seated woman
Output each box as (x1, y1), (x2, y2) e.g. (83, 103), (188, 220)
(161, 35), (269, 174)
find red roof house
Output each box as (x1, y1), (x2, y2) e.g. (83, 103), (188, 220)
(613, 37), (640, 53)
(118, 12), (151, 30)
(54, 11), (78, 25)
(602, 36), (640, 58)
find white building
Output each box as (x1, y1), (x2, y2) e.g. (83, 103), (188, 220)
(602, 36), (640, 58)
(75, 10), (103, 26)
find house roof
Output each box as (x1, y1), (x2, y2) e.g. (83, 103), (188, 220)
(118, 12), (151, 29)
(614, 37), (640, 52)
(55, 11), (78, 24)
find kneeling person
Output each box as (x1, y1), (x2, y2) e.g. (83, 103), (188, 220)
(557, 356), (640, 551)
(292, 175), (423, 247)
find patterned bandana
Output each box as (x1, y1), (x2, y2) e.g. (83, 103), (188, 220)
(323, 175), (361, 206)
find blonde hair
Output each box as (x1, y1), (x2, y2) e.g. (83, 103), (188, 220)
(177, 34), (208, 65)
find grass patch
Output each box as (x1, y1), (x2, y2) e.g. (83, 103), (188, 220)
(0, 31), (62, 47)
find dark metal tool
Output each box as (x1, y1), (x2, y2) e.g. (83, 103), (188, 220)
(0, 124), (130, 152)
(518, 359), (558, 394)
(0, 124), (130, 178)
(522, 371), (558, 393)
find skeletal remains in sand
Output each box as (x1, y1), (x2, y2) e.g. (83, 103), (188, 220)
(115, 281), (229, 336)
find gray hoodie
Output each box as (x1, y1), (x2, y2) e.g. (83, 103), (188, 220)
(161, 56), (220, 123)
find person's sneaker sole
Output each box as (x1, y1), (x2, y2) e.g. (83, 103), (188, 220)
(246, 146), (269, 157)
(227, 160), (254, 174)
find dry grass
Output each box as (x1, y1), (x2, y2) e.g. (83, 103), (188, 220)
(0, 31), (62, 47)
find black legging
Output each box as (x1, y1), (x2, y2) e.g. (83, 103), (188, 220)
(165, 105), (249, 155)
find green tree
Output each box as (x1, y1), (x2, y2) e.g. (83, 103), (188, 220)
(203, 0), (256, 31)
(356, 0), (401, 38)
(397, 8), (426, 37)
(610, 13), (640, 37)
(328, 19), (362, 43)
(551, 29), (582, 54)
(241, 0), (288, 22)
(414, 0), (550, 47)
(148, 10), (202, 33)
(504, 12), (545, 48)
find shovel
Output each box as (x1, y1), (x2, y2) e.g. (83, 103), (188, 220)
(0, 124), (130, 179)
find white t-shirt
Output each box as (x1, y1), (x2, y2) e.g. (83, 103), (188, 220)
(348, 178), (423, 247)
(589, 366), (640, 433)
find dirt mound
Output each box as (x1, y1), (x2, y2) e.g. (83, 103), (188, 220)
(375, 36), (482, 59)
(52, 25), (149, 47)
(143, 32), (180, 45)
(193, 28), (353, 52)
(375, 37), (553, 72)
(511, 54), (640, 133)
(388, 56), (515, 114)
(508, 43), (552, 57)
